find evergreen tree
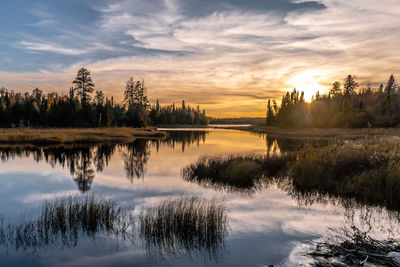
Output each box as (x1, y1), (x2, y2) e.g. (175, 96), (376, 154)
(266, 100), (274, 126)
(330, 81), (342, 97)
(94, 90), (105, 106)
(385, 74), (396, 112)
(344, 75), (359, 97)
(72, 68), (95, 104)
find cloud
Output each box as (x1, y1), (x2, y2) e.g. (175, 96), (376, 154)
(19, 41), (85, 55)
(1, 0), (400, 116)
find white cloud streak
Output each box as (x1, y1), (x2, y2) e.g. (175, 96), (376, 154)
(3, 0), (400, 116)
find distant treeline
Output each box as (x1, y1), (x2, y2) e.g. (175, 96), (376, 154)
(149, 100), (208, 126)
(267, 74), (400, 128)
(0, 68), (208, 128)
(210, 117), (265, 125)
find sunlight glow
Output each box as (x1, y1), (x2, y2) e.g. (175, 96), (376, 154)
(288, 70), (327, 102)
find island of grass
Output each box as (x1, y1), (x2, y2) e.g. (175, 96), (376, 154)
(0, 127), (167, 145)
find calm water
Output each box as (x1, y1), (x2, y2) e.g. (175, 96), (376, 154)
(0, 129), (399, 266)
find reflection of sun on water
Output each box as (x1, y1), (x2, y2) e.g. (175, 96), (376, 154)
(288, 71), (327, 102)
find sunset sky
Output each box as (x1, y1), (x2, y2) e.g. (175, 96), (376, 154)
(1, 0), (400, 117)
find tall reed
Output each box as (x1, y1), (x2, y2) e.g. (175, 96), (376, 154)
(139, 196), (227, 259)
(0, 194), (134, 251)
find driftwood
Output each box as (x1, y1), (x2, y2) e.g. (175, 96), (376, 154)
(307, 226), (400, 266)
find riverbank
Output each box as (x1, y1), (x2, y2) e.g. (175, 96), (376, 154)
(221, 125), (400, 139)
(0, 128), (167, 145)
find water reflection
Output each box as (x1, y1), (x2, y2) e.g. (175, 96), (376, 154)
(0, 131), (210, 193)
(139, 196), (227, 261)
(0, 194), (134, 251)
(155, 130), (208, 152)
(0, 194), (227, 263)
(122, 141), (151, 181)
(1, 129), (400, 266)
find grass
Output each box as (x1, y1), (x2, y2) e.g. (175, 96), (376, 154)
(0, 194), (134, 250)
(139, 196), (227, 259)
(182, 155), (290, 192)
(0, 127), (167, 145)
(182, 137), (400, 210)
(288, 138), (400, 209)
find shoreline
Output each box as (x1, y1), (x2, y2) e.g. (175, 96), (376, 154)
(0, 127), (167, 145)
(215, 125), (400, 139)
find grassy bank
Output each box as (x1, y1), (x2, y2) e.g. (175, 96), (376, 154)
(182, 137), (400, 210)
(0, 127), (167, 145)
(182, 155), (291, 192)
(223, 125), (400, 139)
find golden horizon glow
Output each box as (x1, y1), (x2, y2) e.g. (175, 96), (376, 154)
(287, 70), (328, 102)
(1, 0), (400, 117)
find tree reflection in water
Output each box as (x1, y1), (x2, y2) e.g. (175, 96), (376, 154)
(122, 140), (150, 181)
(0, 130), (209, 193)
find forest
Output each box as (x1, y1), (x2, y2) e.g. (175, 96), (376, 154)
(0, 68), (208, 128)
(267, 74), (400, 128)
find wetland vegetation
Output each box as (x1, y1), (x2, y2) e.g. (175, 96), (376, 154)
(139, 196), (227, 259)
(182, 137), (400, 210)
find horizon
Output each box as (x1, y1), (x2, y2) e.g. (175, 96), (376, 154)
(1, 0), (400, 117)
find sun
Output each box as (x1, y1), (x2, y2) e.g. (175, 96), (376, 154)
(287, 70), (327, 102)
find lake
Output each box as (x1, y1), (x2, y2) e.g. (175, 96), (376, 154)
(0, 129), (399, 266)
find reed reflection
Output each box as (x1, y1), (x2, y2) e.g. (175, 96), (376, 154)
(0, 194), (134, 251)
(139, 196), (227, 261)
(0, 194), (227, 263)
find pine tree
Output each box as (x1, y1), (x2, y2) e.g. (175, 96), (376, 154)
(330, 81), (341, 97)
(385, 74), (396, 112)
(124, 77), (135, 107)
(343, 75), (359, 97)
(72, 68), (95, 104)
(94, 90), (104, 106)
(266, 99), (274, 126)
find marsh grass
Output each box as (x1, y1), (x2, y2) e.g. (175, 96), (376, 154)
(182, 137), (400, 210)
(139, 196), (227, 259)
(182, 154), (291, 192)
(0, 194), (134, 251)
(288, 138), (400, 209)
(0, 128), (166, 145)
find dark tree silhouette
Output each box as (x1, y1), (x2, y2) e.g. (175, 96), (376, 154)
(0, 69), (208, 128)
(330, 81), (341, 97)
(266, 74), (400, 128)
(343, 75), (359, 97)
(72, 68), (95, 104)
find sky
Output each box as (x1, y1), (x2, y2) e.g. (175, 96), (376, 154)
(1, 0), (400, 117)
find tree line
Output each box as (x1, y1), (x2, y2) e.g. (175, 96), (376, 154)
(0, 68), (208, 128)
(266, 74), (400, 128)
